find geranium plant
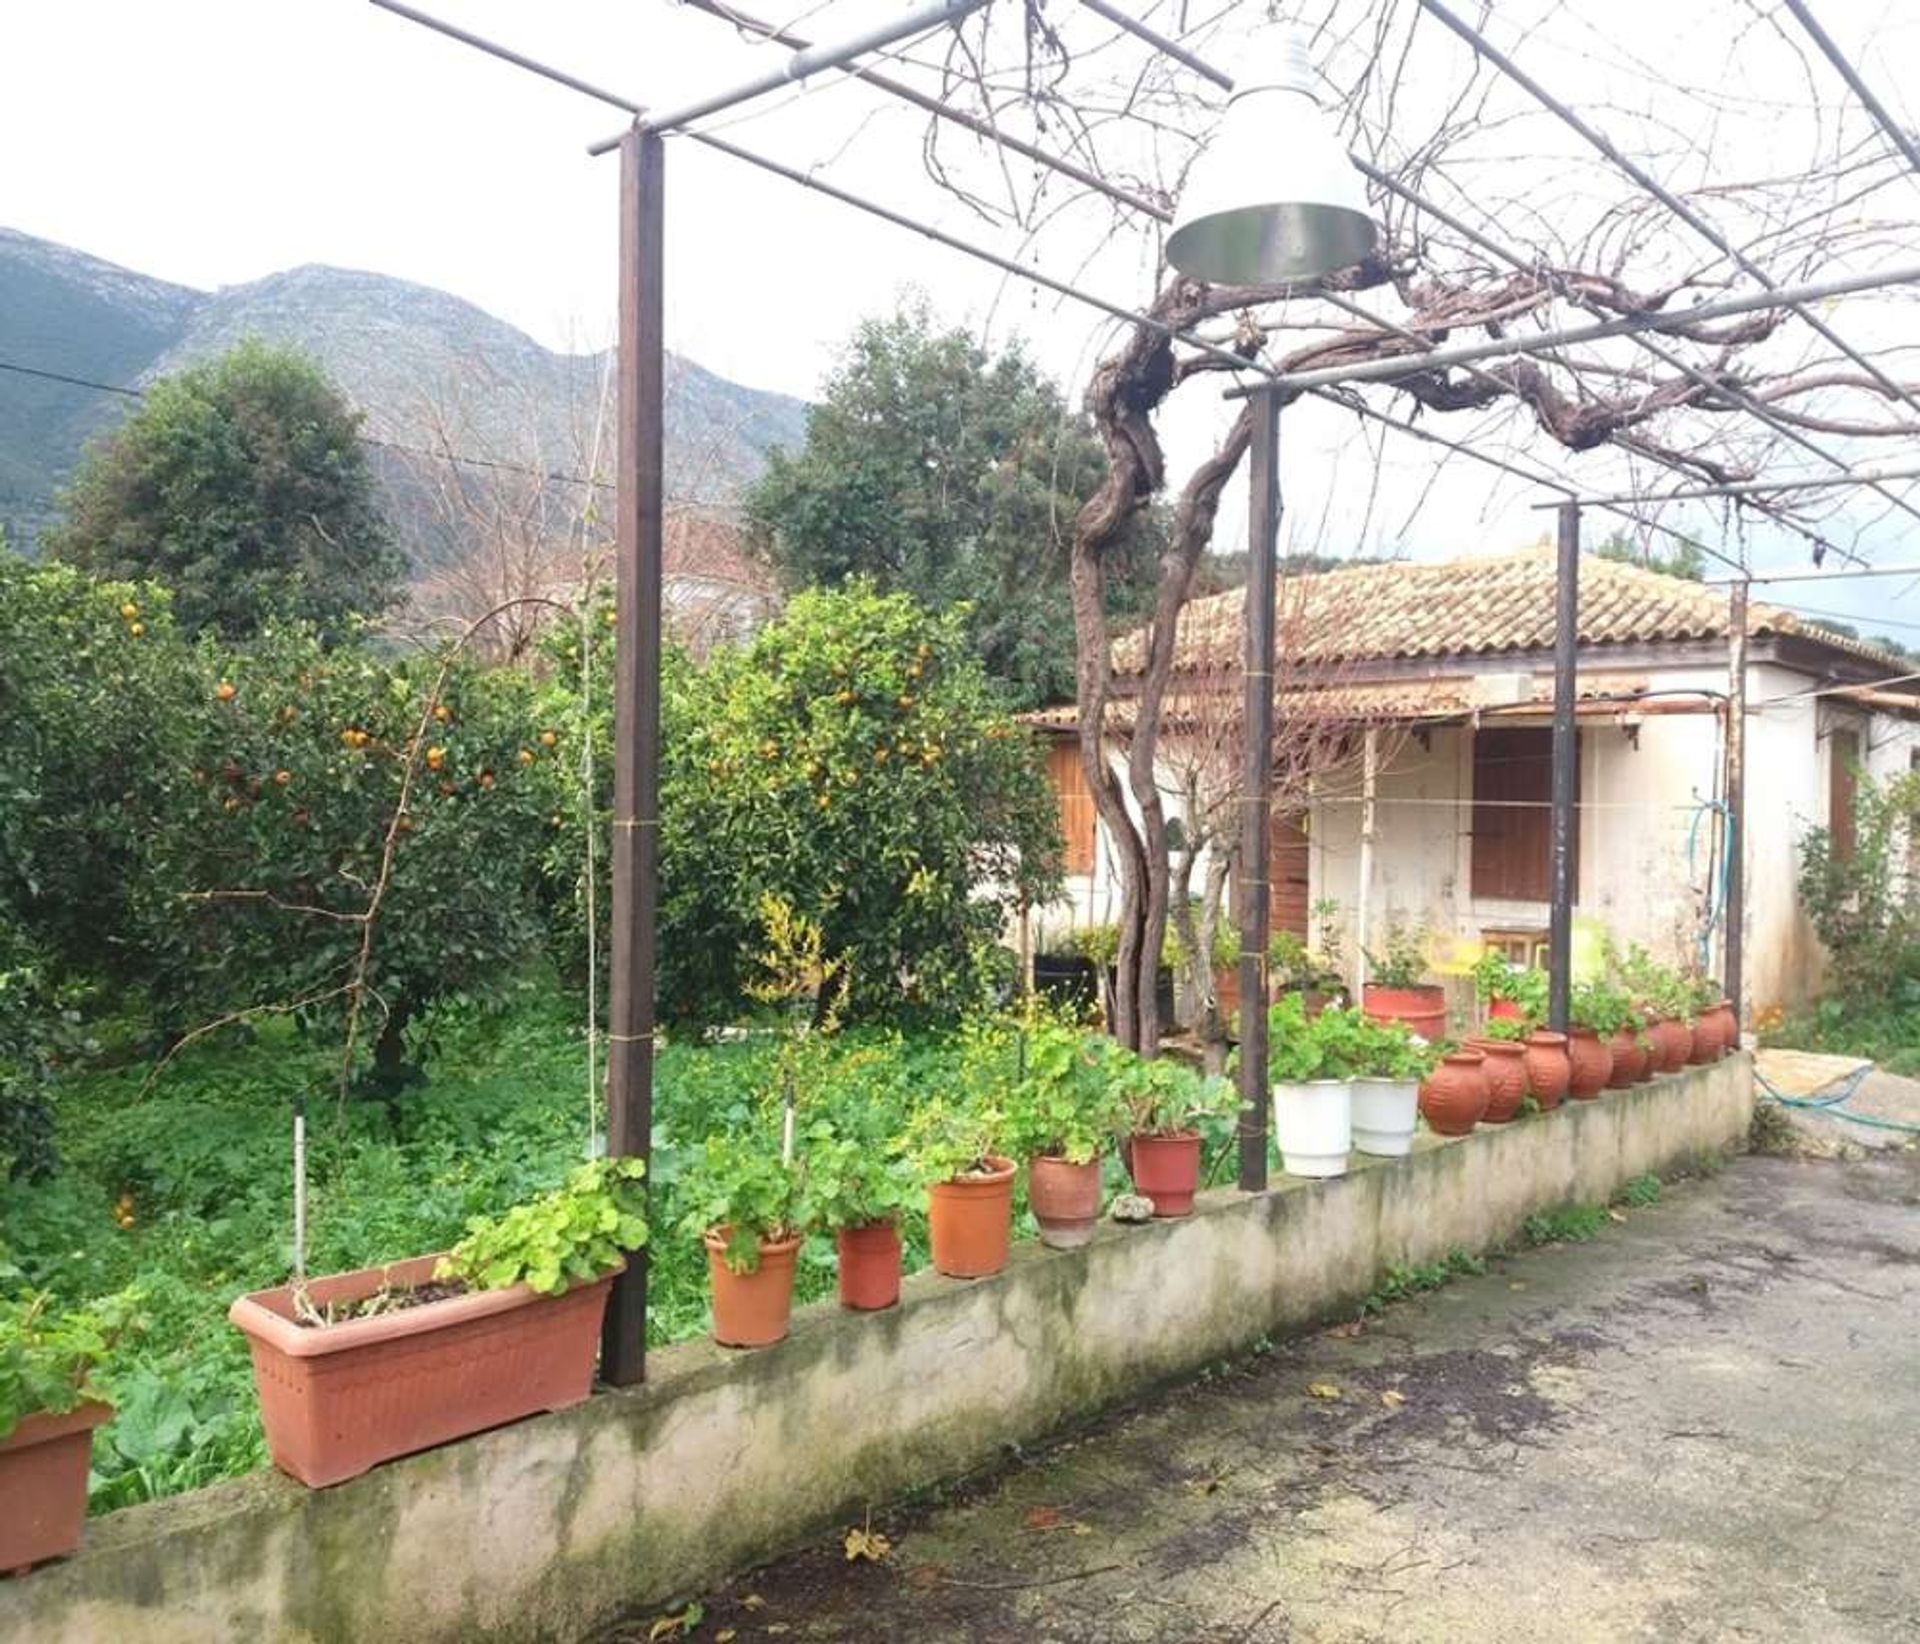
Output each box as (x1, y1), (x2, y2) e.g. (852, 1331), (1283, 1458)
(1569, 978), (1638, 1038)
(437, 1157), (649, 1297)
(901, 1091), (1007, 1184)
(1364, 917), (1431, 989)
(676, 1133), (812, 1275)
(0, 1288), (141, 1439)
(999, 1019), (1128, 1164)
(1107, 1048), (1234, 1138)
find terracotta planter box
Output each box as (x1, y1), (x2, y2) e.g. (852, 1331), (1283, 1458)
(0, 1401), (111, 1576)
(229, 1252), (619, 1489)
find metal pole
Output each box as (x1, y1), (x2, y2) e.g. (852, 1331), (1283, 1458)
(1237, 390), (1280, 1193)
(1782, 0), (1920, 174)
(1231, 260), (1920, 395)
(603, 126), (665, 1388)
(1077, 0), (1233, 89)
(587, 0), (992, 150)
(1532, 462), (1920, 509)
(1725, 581), (1749, 1040)
(1354, 728), (1377, 1001)
(1548, 501), (1580, 1033)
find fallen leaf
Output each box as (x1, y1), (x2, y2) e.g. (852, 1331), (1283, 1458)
(1024, 1506), (1062, 1530)
(1325, 1319), (1364, 1340)
(1380, 1389), (1406, 1409)
(909, 1563), (948, 1592)
(845, 1526), (893, 1563)
(1182, 1476), (1223, 1497)
(767, 1627), (791, 1638)
(1607, 1208), (1628, 1223)
(741, 1596), (766, 1612)
(716, 1631), (737, 1643)
(646, 1603), (703, 1641)
(1508, 1281), (1528, 1291)
(1307, 1382), (1343, 1400)
(1068, 1521), (1094, 1536)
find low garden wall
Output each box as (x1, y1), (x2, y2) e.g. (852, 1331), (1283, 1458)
(3, 1054), (1752, 1643)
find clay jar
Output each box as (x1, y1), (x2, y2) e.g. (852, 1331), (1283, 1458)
(1651, 1017), (1691, 1072)
(1028, 1153), (1104, 1249)
(1523, 1030), (1572, 1109)
(927, 1158), (1017, 1278)
(1566, 1026), (1613, 1099)
(1688, 1010), (1725, 1064)
(1706, 999), (1739, 1057)
(1362, 983), (1447, 1042)
(835, 1221), (902, 1312)
(1608, 1027), (1650, 1087)
(1466, 1038), (1528, 1123)
(1419, 1048), (1489, 1136)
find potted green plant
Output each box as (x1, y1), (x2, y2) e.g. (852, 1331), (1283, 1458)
(1473, 950), (1547, 1024)
(1566, 978), (1629, 1098)
(230, 1156), (646, 1488)
(1268, 904), (1349, 1013)
(1072, 922), (1176, 1035)
(1617, 943), (1692, 1071)
(1351, 1010), (1443, 1153)
(1, 1290), (136, 1573)
(1001, 1019), (1127, 1249)
(1112, 1052), (1235, 1218)
(1464, 1012), (1531, 1122)
(679, 1133), (811, 1347)
(905, 1089), (1015, 1279)
(799, 1121), (914, 1312)
(1361, 916), (1445, 1039)
(1268, 994), (1359, 1178)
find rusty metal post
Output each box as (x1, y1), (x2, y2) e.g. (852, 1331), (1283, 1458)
(1724, 579), (1749, 1037)
(1237, 390), (1280, 1192)
(1547, 501), (1580, 1032)
(602, 125), (665, 1386)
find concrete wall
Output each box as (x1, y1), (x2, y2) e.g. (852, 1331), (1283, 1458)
(3, 1058), (1753, 1644)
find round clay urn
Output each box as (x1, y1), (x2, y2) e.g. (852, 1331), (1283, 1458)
(1566, 1026), (1612, 1099)
(1606, 1026), (1646, 1088)
(1707, 999), (1739, 1057)
(1523, 1030), (1572, 1110)
(1687, 1010), (1723, 1065)
(1651, 1016), (1690, 1073)
(1419, 1048), (1489, 1136)
(1466, 1038), (1527, 1123)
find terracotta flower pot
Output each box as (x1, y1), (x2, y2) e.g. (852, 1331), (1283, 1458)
(1651, 1016), (1691, 1072)
(1466, 1038), (1527, 1123)
(1707, 999), (1739, 1057)
(1028, 1153), (1104, 1249)
(1419, 1049), (1488, 1136)
(1523, 1031), (1572, 1110)
(1687, 1011), (1722, 1065)
(706, 1229), (802, 1347)
(0, 1401), (111, 1575)
(1488, 998), (1527, 1022)
(927, 1157), (1016, 1276)
(1608, 1027), (1649, 1087)
(229, 1252), (619, 1488)
(1566, 1026), (1613, 1099)
(1363, 982), (1447, 1042)
(1127, 1129), (1203, 1218)
(836, 1221), (902, 1312)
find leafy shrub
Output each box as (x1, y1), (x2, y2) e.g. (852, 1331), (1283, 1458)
(996, 1017), (1128, 1164)
(437, 1157), (648, 1296)
(676, 1132), (811, 1273)
(1364, 917), (1430, 989)
(1796, 769), (1920, 1003)
(0, 1288), (141, 1438)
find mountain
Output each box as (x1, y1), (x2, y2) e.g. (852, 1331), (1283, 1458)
(0, 228), (807, 552)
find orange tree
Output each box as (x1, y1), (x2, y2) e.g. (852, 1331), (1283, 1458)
(146, 632), (555, 1091)
(538, 582), (1062, 1029)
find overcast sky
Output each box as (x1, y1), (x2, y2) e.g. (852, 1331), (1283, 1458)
(4, 0), (1919, 639)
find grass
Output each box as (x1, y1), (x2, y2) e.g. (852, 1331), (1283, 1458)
(1761, 996), (1920, 1078)
(1518, 1203), (1612, 1247)
(1360, 1247), (1486, 1315)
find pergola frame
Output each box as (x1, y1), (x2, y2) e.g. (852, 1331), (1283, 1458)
(370, 0), (1920, 1382)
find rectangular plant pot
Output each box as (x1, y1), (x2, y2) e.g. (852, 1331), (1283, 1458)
(0, 1401), (111, 1576)
(228, 1252), (620, 1488)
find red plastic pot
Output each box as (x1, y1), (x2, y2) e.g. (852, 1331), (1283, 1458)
(1524, 1031), (1572, 1109)
(229, 1252), (618, 1488)
(1363, 983), (1447, 1042)
(1419, 1049), (1489, 1135)
(1028, 1153), (1104, 1249)
(1127, 1130), (1203, 1217)
(1466, 1038), (1527, 1123)
(1566, 1027), (1613, 1099)
(0, 1401), (111, 1575)
(707, 1230), (802, 1347)
(836, 1221), (902, 1312)
(928, 1158), (1016, 1277)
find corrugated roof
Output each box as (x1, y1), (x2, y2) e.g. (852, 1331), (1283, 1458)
(1110, 544), (1905, 676)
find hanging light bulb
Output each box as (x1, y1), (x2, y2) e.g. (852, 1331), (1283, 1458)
(1167, 24), (1378, 286)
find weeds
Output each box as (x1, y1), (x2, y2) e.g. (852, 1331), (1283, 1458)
(1518, 1203), (1610, 1246)
(1360, 1247), (1485, 1315)
(1748, 1101), (1801, 1156)
(1613, 1172), (1661, 1208)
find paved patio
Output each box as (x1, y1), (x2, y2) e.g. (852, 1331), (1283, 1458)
(606, 1145), (1920, 1643)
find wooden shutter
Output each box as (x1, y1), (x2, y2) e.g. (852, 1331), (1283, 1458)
(1830, 728), (1860, 862)
(1268, 812), (1311, 939)
(1046, 739), (1096, 875)
(1471, 727), (1574, 902)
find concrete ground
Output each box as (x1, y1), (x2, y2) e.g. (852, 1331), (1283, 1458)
(1754, 1050), (1920, 1155)
(609, 1148), (1920, 1643)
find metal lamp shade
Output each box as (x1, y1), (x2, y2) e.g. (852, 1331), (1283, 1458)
(1167, 31), (1377, 286)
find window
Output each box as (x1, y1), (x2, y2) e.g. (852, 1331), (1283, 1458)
(1046, 739), (1096, 875)
(1829, 727), (1860, 863)
(1471, 727), (1575, 902)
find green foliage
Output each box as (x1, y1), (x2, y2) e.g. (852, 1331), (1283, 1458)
(1795, 769), (1920, 1005)
(1360, 1247), (1485, 1316)
(1592, 531), (1706, 582)
(1107, 1048), (1234, 1138)
(901, 1089), (1008, 1186)
(1762, 993), (1920, 1078)
(1569, 978), (1637, 1037)
(1478, 1014), (1530, 1044)
(997, 1018), (1128, 1164)
(676, 1132), (811, 1274)
(1614, 1172), (1661, 1208)
(1519, 1203), (1610, 1246)
(543, 582), (1062, 1030)
(743, 299), (1158, 709)
(1364, 917), (1430, 989)
(1473, 952), (1547, 1022)
(437, 1157), (647, 1297)
(1267, 996), (1438, 1083)
(1611, 941), (1697, 1020)
(0, 1287), (141, 1439)
(46, 341), (398, 641)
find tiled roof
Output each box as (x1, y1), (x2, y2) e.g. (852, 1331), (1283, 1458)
(1110, 544), (1904, 676)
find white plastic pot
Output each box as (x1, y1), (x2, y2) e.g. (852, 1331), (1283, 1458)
(1350, 1076), (1419, 1157)
(1272, 1078), (1352, 1177)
